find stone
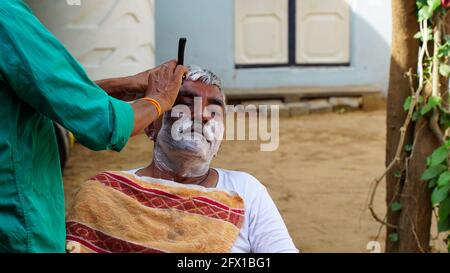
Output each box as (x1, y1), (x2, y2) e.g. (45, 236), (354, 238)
(307, 99), (333, 113)
(264, 103), (290, 118)
(242, 99), (284, 108)
(241, 99), (290, 118)
(287, 102), (310, 116)
(284, 95), (302, 103)
(278, 104), (290, 118)
(329, 97), (362, 110)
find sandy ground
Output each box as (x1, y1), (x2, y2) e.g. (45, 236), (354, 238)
(63, 109), (388, 253)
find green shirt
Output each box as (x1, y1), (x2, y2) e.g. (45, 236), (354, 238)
(0, 0), (134, 252)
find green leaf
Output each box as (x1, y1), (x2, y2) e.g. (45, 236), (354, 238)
(404, 144), (413, 153)
(438, 171), (450, 187)
(431, 185), (450, 205)
(421, 164), (447, 180)
(394, 170), (402, 178)
(414, 31), (422, 38)
(429, 179), (437, 188)
(438, 44), (450, 58)
(427, 156), (432, 166)
(417, 0), (428, 8)
(428, 145), (448, 166)
(428, 0), (441, 10)
(403, 96), (412, 112)
(439, 113), (450, 127)
(447, 235), (450, 253)
(438, 197), (450, 222)
(438, 217), (450, 232)
(428, 0), (441, 11)
(414, 30), (433, 41)
(417, 0), (443, 22)
(429, 96), (442, 107)
(412, 110), (420, 122)
(420, 96), (442, 115)
(388, 233), (399, 242)
(448, 235), (450, 252)
(421, 104), (433, 115)
(418, 6), (433, 20)
(440, 64), (450, 77)
(391, 202), (403, 212)
(414, 31), (423, 40)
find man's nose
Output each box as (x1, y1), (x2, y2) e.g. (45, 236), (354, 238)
(202, 109), (214, 124)
(191, 103), (214, 124)
(192, 110), (213, 125)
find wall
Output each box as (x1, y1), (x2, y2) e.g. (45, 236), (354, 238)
(27, 0), (155, 80)
(156, 0), (392, 94)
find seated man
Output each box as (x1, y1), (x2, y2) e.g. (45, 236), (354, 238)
(66, 65), (299, 253)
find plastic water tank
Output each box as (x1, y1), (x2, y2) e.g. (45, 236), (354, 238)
(26, 0), (155, 80)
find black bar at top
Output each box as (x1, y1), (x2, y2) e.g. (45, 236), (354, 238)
(177, 38), (187, 66)
(288, 0), (296, 66)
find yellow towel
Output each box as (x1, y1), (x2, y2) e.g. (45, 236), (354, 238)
(66, 171), (244, 253)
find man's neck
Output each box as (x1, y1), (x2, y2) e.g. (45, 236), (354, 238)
(135, 162), (218, 188)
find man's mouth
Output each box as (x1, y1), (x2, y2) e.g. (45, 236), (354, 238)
(173, 120), (215, 146)
(189, 126), (212, 143)
(193, 131), (212, 145)
(178, 128), (211, 146)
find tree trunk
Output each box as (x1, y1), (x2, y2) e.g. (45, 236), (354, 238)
(386, 0), (436, 252)
(397, 118), (435, 252)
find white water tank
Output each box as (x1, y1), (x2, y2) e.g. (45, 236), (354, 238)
(26, 0), (155, 80)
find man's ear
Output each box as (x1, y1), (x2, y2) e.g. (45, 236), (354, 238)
(145, 116), (163, 141)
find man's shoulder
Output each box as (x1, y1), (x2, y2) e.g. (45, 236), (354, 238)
(215, 168), (266, 191)
(216, 168), (260, 181)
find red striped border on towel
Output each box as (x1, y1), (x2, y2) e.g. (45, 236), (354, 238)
(106, 172), (245, 213)
(90, 172), (244, 228)
(66, 221), (165, 253)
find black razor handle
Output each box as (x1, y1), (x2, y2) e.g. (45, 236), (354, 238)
(177, 38), (187, 66)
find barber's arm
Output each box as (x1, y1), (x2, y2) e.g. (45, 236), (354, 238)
(95, 71), (148, 101)
(94, 60), (187, 137)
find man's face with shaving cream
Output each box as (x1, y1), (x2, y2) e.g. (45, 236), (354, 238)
(148, 80), (225, 161)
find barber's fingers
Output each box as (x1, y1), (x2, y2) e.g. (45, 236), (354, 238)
(174, 65), (188, 82)
(161, 59), (178, 71)
(158, 59), (186, 74)
(149, 60), (186, 87)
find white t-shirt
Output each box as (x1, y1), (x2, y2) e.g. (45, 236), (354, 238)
(126, 168), (299, 253)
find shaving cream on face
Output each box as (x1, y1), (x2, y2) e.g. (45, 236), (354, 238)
(153, 113), (224, 177)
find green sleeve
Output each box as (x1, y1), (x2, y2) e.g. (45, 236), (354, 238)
(0, 0), (134, 152)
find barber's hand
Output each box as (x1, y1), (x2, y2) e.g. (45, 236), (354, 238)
(145, 60), (188, 113)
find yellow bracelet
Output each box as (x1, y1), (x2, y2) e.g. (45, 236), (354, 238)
(142, 97), (162, 117)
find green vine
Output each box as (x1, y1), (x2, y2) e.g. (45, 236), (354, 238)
(415, 0), (450, 253)
(369, 0), (450, 252)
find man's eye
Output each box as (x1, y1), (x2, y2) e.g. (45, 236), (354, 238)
(174, 99), (193, 107)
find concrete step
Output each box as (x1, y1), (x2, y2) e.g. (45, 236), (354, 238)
(225, 85), (385, 113)
(224, 85), (381, 101)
